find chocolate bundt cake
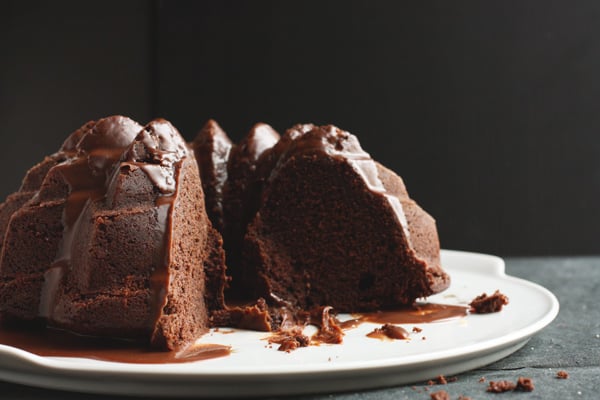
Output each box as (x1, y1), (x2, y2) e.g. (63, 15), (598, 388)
(240, 124), (450, 311)
(0, 116), (227, 350)
(1, 115), (449, 351)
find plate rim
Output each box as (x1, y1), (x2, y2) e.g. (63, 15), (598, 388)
(0, 250), (560, 396)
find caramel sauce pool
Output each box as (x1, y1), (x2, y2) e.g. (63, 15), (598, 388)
(0, 326), (230, 364)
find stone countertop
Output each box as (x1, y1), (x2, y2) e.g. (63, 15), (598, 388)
(0, 257), (598, 399)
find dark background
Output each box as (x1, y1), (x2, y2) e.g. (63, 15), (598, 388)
(1, 0), (599, 256)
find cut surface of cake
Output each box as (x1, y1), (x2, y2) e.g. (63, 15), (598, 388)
(0, 116), (227, 350)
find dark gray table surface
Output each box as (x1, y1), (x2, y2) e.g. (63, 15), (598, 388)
(0, 257), (598, 399)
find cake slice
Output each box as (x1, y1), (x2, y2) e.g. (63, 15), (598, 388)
(0, 116), (227, 350)
(242, 124), (450, 311)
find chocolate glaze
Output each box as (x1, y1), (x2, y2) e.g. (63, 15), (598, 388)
(309, 306), (344, 345)
(366, 324), (410, 340)
(220, 301), (466, 352)
(339, 303), (468, 329)
(125, 119), (188, 194)
(8, 116), (199, 349)
(0, 301), (467, 360)
(55, 118), (143, 224)
(120, 119), (190, 337)
(268, 125), (410, 237)
(148, 201), (173, 332)
(240, 123), (280, 162)
(39, 116), (142, 320)
(0, 325), (230, 364)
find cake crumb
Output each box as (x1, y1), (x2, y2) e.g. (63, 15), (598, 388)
(487, 380), (516, 393)
(486, 377), (534, 393)
(412, 326), (422, 333)
(556, 370), (569, 379)
(478, 376), (486, 383)
(430, 389), (450, 400)
(469, 290), (509, 313)
(428, 375), (450, 385)
(277, 334), (310, 352)
(515, 376), (534, 392)
(267, 327), (310, 352)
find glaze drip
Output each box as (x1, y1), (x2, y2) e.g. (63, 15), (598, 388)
(39, 116), (142, 319)
(121, 119), (189, 334)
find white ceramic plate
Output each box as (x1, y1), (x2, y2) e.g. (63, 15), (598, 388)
(0, 250), (559, 397)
